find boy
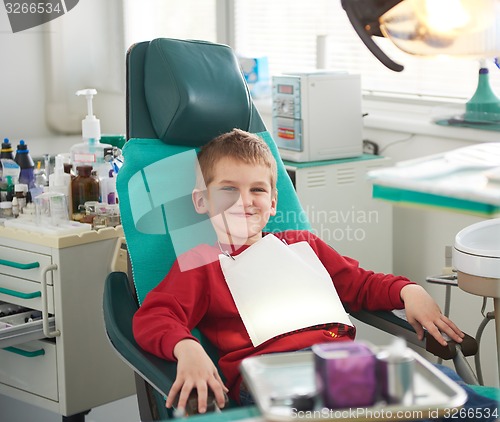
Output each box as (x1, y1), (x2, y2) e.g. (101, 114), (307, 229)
(133, 129), (464, 413)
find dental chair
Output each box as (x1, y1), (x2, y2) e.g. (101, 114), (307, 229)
(103, 38), (482, 421)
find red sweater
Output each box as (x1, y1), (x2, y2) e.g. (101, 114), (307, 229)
(132, 231), (413, 401)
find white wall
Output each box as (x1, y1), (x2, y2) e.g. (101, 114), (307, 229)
(0, 3), (126, 158)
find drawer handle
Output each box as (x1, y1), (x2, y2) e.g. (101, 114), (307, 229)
(3, 346), (45, 358)
(41, 264), (60, 338)
(0, 259), (40, 270)
(0, 287), (41, 299)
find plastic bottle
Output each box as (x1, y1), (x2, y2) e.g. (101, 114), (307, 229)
(1, 138), (14, 160)
(107, 169), (117, 204)
(70, 89), (112, 174)
(49, 154), (73, 216)
(14, 140), (35, 189)
(11, 197), (19, 217)
(71, 165), (100, 221)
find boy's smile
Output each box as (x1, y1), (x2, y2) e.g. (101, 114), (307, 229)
(193, 157), (277, 246)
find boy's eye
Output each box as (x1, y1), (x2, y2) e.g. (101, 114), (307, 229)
(221, 186), (237, 191)
(252, 187), (267, 193)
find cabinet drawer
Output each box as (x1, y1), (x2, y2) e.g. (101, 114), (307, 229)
(0, 245), (53, 284)
(0, 339), (58, 401)
(0, 310), (57, 349)
(0, 276), (55, 313)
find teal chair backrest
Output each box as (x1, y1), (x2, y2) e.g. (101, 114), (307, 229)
(120, 38), (310, 305)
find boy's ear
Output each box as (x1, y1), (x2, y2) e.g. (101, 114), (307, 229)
(192, 189), (208, 214)
(270, 190), (278, 216)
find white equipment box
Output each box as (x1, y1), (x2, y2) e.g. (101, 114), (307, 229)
(273, 71), (363, 162)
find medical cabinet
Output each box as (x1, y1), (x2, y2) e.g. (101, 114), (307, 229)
(284, 155), (393, 274)
(0, 226), (135, 418)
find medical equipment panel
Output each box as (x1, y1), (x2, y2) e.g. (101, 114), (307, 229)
(273, 71), (363, 162)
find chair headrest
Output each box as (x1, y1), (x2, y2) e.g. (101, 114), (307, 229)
(144, 38), (252, 147)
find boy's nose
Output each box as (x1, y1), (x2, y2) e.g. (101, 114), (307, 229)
(239, 191), (253, 207)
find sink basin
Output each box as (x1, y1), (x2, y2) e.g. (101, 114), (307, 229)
(453, 218), (500, 298)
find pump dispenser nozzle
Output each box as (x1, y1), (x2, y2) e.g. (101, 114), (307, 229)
(76, 89), (101, 142)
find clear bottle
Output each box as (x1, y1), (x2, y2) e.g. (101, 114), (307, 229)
(14, 140), (35, 189)
(49, 154), (73, 216)
(11, 197), (19, 218)
(71, 165), (100, 221)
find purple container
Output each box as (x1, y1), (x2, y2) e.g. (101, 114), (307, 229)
(312, 342), (377, 409)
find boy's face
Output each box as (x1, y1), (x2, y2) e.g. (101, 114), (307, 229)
(193, 157), (277, 246)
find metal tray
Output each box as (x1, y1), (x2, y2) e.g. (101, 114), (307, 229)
(0, 311), (56, 349)
(240, 350), (467, 421)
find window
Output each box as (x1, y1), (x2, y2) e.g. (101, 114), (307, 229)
(233, 0), (500, 102)
(123, 0), (217, 50)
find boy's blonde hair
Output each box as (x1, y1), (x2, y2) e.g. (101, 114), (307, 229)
(196, 129), (277, 190)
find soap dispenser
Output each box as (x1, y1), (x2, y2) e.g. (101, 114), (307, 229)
(70, 89), (111, 176)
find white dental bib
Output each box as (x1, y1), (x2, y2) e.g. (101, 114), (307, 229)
(219, 234), (353, 347)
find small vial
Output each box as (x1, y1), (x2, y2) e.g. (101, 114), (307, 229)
(0, 201), (13, 218)
(11, 197), (19, 218)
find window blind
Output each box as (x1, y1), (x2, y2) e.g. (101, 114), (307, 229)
(233, 0), (500, 102)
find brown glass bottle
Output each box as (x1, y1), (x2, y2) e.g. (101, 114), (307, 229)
(72, 165), (99, 221)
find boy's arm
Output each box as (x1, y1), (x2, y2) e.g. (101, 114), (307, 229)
(166, 339), (228, 414)
(132, 259), (208, 361)
(302, 232), (464, 346)
(400, 284), (464, 346)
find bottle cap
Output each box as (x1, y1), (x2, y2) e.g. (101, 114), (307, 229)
(16, 140), (29, 153)
(76, 165), (93, 177)
(14, 184), (24, 193)
(1, 138), (13, 152)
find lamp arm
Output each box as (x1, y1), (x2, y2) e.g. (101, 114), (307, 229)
(341, 0), (404, 72)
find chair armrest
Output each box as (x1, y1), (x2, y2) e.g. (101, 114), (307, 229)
(350, 309), (477, 359)
(103, 271), (177, 397)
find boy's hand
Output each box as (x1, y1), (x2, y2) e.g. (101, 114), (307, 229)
(400, 284), (464, 347)
(167, 339), (228, 414)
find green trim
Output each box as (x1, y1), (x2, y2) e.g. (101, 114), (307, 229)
(188, 406), (260, 421)
(469, 385), (500, 401)
(0, 287), (41, 299)
(3, 346), (45, 358)
(373, 184), (500, 217)
(0, 259), (40, 270)
(283, 154), (380, 168)
(435, 118), (500, 132)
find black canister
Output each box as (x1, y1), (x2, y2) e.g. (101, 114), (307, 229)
(14, 140), (35, 188)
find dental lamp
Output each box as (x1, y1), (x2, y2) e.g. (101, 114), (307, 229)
(342, 0), (500, 126)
